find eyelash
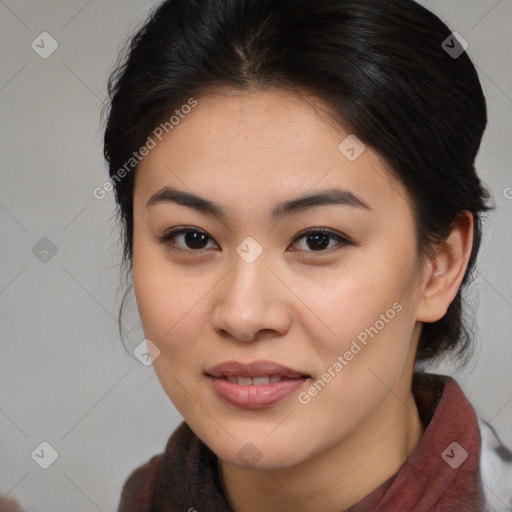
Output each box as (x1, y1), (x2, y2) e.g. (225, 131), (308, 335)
(157, 226), (353, 255)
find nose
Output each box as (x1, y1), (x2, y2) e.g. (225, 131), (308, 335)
(211, 255), (291, 343)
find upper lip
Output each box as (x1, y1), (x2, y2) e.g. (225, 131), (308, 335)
(205, 360), (310, 379)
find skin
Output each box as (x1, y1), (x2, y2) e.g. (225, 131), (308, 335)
(131, 87), (473, 511)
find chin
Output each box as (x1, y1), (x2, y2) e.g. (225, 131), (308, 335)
(203, 431), (309, 471)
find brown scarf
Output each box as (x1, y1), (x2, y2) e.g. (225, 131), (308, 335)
(117, 373), (486, 511)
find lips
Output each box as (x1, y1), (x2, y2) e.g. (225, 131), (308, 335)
(205, 360), (310, 409)
(205, 360), (309, 379)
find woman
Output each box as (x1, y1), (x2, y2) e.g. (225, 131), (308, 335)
(101, 0), (511, 510)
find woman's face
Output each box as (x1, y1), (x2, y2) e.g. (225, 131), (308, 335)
(132, 87), (428, 469)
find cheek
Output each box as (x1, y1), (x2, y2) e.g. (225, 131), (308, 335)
(132, 254), (212, 416)
(134, 271), (204, 353)
(295, 303), (415, 447)
(304, 253), (411, 353)
(303, 244), (417, 393)
(132, 243), (202, 358)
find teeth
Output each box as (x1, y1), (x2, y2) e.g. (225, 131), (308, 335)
(223, 375), (284, 385)
(252, 376), (270, 386)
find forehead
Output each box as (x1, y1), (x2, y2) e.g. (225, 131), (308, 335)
(134, 87), (413, 217)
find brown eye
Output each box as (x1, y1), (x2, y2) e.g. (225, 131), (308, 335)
(290, 228), (352, 253)
(159, 227), (217, 251)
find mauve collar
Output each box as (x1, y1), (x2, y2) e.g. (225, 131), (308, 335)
(152, 373), (485, 511)
(346, 373), (485, 511)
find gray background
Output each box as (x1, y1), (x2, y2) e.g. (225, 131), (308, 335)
(1, 1), (511, 510)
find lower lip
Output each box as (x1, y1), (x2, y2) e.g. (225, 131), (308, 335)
(207, 376), (308, 409)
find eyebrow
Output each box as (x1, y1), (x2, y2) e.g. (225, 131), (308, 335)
(146, 186), (373, 221)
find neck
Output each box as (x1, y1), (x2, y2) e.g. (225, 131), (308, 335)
(218, 389), (425, 512)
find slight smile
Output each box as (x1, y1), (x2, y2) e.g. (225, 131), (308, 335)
(205, 360), (311, 409)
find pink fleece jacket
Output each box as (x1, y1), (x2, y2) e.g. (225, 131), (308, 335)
(115, 373), (489, 511)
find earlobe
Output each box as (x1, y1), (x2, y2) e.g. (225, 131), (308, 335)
(416, 211), (474, 323)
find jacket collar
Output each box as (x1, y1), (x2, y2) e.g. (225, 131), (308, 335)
(347, 373), (485, 511)
(145, 373), (488, 511)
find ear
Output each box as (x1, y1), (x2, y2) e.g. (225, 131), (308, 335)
(415, 211), (474, 323)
